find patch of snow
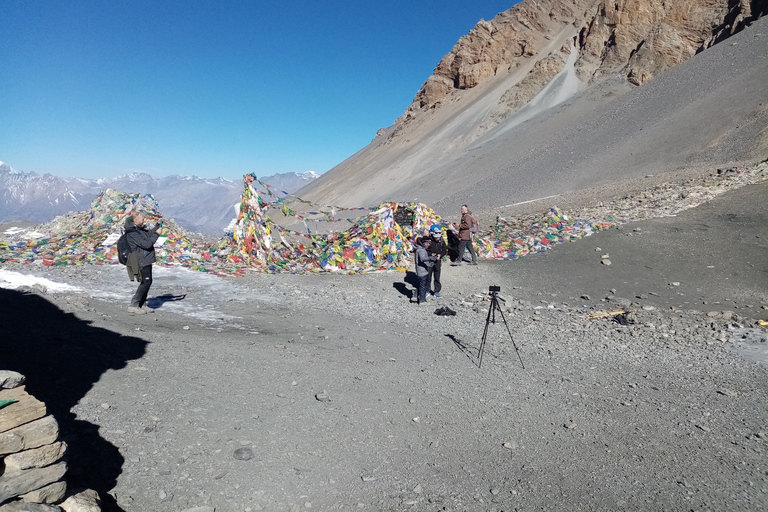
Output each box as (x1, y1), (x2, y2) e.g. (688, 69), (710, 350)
(0, 269), (83, 293)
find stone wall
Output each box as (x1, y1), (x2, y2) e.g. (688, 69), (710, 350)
(0, 371), (100, 512)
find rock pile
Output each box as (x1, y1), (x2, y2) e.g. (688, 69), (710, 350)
(0, 371), (100, 512)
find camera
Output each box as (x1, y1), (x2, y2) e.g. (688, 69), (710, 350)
(489, 285), (500, 293)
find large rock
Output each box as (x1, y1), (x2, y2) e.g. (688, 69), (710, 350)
(0, 502), (62, 512)
(19, 482), (67, 505)
(59, 490), (101, 512)
(4, 442), (67, 472)
(0, 462), (67, 504)
(0, 416), (59, 456)
(0, 387), (46, 434)
(0, 372), (25, 390)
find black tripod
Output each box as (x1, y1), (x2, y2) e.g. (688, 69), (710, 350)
(479, 288), (525, 369)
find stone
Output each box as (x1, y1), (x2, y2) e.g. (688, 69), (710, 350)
(180, 508), (215, 512)
(0, 416), (60, 456)
(0, 502), (62, 511)
(4, 442), (67, 471)
(0, 371), (26, 390)
(0, 387), (47, 433)
(314, 392), (330, 402)
(601, 259), (612, 266)
(563, 420), (577, 430)
(608, 297), (632, 308)
(717, 388), (738, 397)
(412, 484), (422, 494)
(233, 447), (254, 461)
(59, 489), (101, 512)
(0, 461), (67, 503)
(19, 481), (67, 504)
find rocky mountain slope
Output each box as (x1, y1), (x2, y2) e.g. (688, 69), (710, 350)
(0, 162), (318, 235)
(297, 0), (768, 211)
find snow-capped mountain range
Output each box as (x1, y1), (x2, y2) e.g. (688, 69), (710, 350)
(0, 161), (318, 235)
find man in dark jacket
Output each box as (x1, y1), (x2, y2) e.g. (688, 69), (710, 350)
(125, 212), (161, 314)
(427, 224), (448, 297)
(413, 236), (436, 305)
(452, 204), (478, 265)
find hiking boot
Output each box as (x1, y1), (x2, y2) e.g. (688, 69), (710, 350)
(435, 292), (442, 298)
(127, 306), (147, 315)
(470, 262), (478, 265)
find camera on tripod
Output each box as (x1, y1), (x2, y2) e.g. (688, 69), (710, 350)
(477, 284), (524, 369)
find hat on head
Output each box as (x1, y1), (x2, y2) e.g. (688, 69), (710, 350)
(429, 224), (442, 234)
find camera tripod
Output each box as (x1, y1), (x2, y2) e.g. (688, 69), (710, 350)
(479, 288), (525, 369)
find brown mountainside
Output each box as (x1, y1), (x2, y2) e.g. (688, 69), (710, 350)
(298, 0), (767, 212)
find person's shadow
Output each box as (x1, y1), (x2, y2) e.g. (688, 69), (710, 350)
(145, 293), (186, 309)
(393, 272), (419, 302)
(0, 288), (147, 511)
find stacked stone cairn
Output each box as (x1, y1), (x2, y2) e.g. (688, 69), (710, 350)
(0, 371), (101, 512)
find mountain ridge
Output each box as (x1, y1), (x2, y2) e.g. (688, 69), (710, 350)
(296, 0), (768, 213)
(0, 164), (318, 235)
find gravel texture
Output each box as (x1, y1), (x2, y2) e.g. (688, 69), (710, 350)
(1, 180), (767, 512)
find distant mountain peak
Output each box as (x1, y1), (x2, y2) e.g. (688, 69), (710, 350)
(0, 162), (320, 236)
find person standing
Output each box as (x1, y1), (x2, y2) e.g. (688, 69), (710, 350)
(413, 235), (436, 305)
(453, 204), (478, 265)
(427, 224), (448, 297)
(125, 212), (161, 314)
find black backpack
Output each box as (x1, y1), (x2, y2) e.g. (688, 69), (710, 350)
(116, 232), (132, 265)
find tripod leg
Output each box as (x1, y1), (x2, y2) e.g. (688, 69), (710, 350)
(495, 302), (525, 369)
(478, 297), (495, 368)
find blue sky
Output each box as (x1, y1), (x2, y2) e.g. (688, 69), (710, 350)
(1, 0), (519, 180)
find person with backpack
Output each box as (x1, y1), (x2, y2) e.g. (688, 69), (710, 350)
(125, 212), (161, 314)
(427, 224), (448, 297)
(451, 204), (478, 265)
(413, 235), (437, 305)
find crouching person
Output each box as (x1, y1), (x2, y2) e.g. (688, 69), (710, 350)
(414, 236), (436, 305)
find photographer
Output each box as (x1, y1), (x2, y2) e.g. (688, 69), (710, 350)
(125, 212), (161, 314)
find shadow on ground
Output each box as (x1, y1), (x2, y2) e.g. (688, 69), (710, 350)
(146, 293), (186, 309)
(0, 288), (147, 511)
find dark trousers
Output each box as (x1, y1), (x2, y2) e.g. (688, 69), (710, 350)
(458, 240), (477, 263)
(429, 260), (442, 294)
(131, 265), (153, 307)
(417, 274), (430, 303)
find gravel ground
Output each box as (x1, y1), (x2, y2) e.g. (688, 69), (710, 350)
(1, 181), (767, 512)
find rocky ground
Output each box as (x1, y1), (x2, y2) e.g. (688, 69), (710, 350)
(1, 176), (767, 512)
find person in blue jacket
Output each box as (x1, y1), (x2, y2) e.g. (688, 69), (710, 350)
(125, 212), (161, 314)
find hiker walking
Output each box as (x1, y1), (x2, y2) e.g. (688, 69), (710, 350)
(452, 204), (478, 265)
(125, 212), (161, 314)
(413, 235), (437, 305)
(427, 224), (448, 297)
